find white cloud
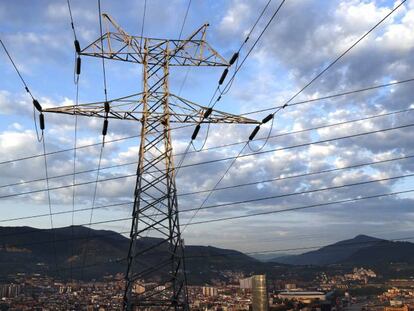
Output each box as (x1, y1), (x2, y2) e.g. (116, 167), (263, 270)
(218, 0), (251, 36)
(1, 0), (414, 251)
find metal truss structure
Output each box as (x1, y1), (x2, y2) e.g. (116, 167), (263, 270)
(43, 14), (259, 311)
(44, 92), (258, 125)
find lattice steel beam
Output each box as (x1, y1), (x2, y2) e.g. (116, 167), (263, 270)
(43, 13), (259, 311)
(43, 93), (259, 124)
(80, 13), (228, 67)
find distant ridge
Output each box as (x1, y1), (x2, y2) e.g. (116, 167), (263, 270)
(0, 225), (261, 283)
(1, 226), (413, 281)
(271, 234), (414, 266)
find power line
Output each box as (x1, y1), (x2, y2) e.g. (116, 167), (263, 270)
(0, 123), (193, 166)
(0, 231), (412, 281)
(188, 235), (414, 258)
(66, 0), (81, 281)
(191, 0), (287, 149)
(1, 77), (413, 167)
(165, 0), (268, 197)
(179, 154), (414, 197)
(211, 0), (287, 110)
(80, 141), (104, 277)
(1, 5), (412, 264)
(182, 172), (414, 215)
(72, 61), (80, 281)
(21, 237), (414, 280)
(244, 0), (407, 154)
(272, 0), (408, 115)
(66, 0), (78, 40)
(187, 0), (287, 152)
(186, 188), (414, 226)
(181, 142), (248, 232)
(0, 38), (43, 141)
(175, 0), (193, 97)
(41, 131), (58, 276)
(237, 0), (274, 53)
(97, 0), (108, 103)
(0, 152), (411, 224)
(0, 65), (407, 165)
(0, 202), (132, 226)
(80, 0), (110, 278)
(2, 225), (412, 257)
(0, 39), (34, 100)
(181, 0), (407, 229)
(139, 0), (147, 47)
(1, 188), (413, 251)
(8, 2), (411, 302)
(202, 0), (276, 103)
(1, 173), (412, 241)
(206, 0), (287, 110)
(240, 77), (414, 116)
(1, 120), (413, 196)
(178, 0), (192, 41)
(181, 116), (414, 228)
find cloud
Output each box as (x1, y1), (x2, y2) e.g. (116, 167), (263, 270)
(219, 1), (251, 36)
(1, 0), (414, 252)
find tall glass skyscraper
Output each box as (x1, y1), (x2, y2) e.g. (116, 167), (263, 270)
(252, 275), (269, 311)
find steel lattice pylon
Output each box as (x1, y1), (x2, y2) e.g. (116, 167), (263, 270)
(43, 14), (259, 311)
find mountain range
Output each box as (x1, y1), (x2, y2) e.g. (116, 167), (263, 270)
(271, 234), (414, 266)
(0, 226), (266, 284)
(0, 226), (412, 283)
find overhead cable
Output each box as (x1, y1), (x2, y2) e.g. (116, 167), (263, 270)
(1, 174), (413, 239)
(0, 152), (411, 224)
(1, 120), (413, 195)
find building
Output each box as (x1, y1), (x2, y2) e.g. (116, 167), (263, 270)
(0, 283), (21, 298)
(277, 291), (332, 304)
(240, 277), (252, 289)
(285, 283), (297, 290)
(384, 306), (409, 311)
(252, 275), (268, 311)
(132, 283), (145, 294)
(202, 286), (218, 297)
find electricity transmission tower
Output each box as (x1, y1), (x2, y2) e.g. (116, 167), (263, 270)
(44, 14), (258, 310)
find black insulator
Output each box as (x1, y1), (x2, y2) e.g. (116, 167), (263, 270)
(229, 52), (239, 65)
(104, 101), (110, 113)
(262, 114), (273, 124)
(249, 125), (260, 141)
(102, 119), (108, 136)
(25, 87), (29, 93)
(76, 57), (81, 75)
(33, 99), (42, 112)
(217, 95), (221, 102)
(191, 124), (201, 140)
(203, 107), (213, 119)
(74, 40), (81, 54)
(218, 68), (228, 85)
(282, 103), (288, 108)
(39, 113), (45, 130)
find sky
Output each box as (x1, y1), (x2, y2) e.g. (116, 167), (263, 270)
(1, 0), (414, 255)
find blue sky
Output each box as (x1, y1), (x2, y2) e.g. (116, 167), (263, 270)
(1, 0), (414, 254)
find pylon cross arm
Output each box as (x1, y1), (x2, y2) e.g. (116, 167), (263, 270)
(42, 93), (260, 124)
(81, 34), (229, 66)
(80, 14), (228, 66)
